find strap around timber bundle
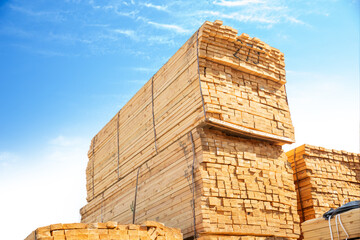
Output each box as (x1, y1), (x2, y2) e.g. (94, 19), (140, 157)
(189, 131), (197, 239)
(151, 76), (158, 154)
(196, 29), (206, 122)
(293, 149), (305, 222)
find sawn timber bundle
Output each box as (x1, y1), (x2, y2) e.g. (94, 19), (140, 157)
(80, 20), (300, 239)
(286, 144), (360, 223)
(24, 221), (182, 240)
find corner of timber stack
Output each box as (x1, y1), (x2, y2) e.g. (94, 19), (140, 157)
(286, 144), (360, 223)
(80, 20), (300, 240)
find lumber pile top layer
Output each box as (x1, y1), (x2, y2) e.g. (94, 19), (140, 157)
(286, 144), (360, 223)
(301, 208), (360, 240)
(24, 221), (182, 240)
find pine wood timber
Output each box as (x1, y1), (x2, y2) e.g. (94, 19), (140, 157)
(205, 117), (293, 145)
(287, 144), (360, 224)
(195, 128), (300, 238)
(84, 19), (296, 199)
(81, 20), (299, 239)
(82, 128), (204, 238)
(302, 208), (360, 240)
(24, 222), (183, 240)
(88, 77), (202, 199)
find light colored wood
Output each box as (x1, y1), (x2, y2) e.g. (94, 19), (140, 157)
(287, 144), (360, 223)
(24, 222), (182, 240)
(302, 209), (360, 240)
(81, 20), (299, 239)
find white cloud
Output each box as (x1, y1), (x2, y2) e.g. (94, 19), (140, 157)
(147, 21), (190, 34)
(114, 10), (138, 17)
(113, 29), (136, 39)
(49, 135), (84, 147)
(8, 4), (66, 22)
(197, 10), (278, 24)
(285, 16), (305, 25)
(195, 1), (306, 27)
(148, 36), (175, 46)
(143, 3), (168, 11)
(132, 67), (157, 72)
(213, 0), (264, 6)
(0, 152), (19, 168)
(0, 135), (89, 240)
(127, 80), (147, 84)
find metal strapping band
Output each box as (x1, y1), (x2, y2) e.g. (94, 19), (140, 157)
(117, 111), (120, 179)
(293, 149), (305, 221)
(132, 166), (141, 224)
(90, 127), (197, 202)
(101, 193), (104, 222)
(92, 137), (95, 199)
(196, 29), (207, 120)
(189, 131), (197, 239)
(151, 76), (158, 154)
(284, 85), (289, 105)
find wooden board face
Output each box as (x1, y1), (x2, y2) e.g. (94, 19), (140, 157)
(287, 144), (360, 223)
(198, 21), (294, 141)
(24, 222), (183, 240)
(302, 208), (360, 240)
(197, 128), (300, 238)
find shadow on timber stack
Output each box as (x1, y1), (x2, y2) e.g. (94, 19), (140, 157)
(80, 20), (301, 239)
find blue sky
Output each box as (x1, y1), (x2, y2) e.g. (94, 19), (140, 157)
(0, 0), (359, 239)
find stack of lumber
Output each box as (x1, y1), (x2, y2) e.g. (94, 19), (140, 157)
(196, 128), (300, 238)
(286, 144), (360, 223)
(302, 208), (360, 240)
(24, 221), (182, 240)
(81, 20), (299, 239)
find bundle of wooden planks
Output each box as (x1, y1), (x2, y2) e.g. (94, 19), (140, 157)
(24, 221), (182, 240)
(286, 144), (360, 223)
(196, 128), (300, 238)
(81, 20), (300, 239)
(301, 208), (360, 240)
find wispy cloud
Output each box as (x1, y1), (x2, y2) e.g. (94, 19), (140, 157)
(147, 21), (190, 34)
(127, 80), (147, 84)
(113, 29), (136, 39)
(89, 1), (138, 18)
(132, 67), (157, 72)
(49, 135), (84, 147)
(0, 152), (19, 168)
(197, 10), (278, 24)
(213, 0), (264, 7)
(148, 36), (176, 46)
(285, 16), (305, 25)
(9, 4), (66, 22)
(143, 3), (168, 11)
(114, 9), (138, 18)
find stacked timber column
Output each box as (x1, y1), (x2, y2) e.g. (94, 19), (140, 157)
(196, 128), (300, 239)
(80, 20), (300, 239)
(286, 144), (360, 223)
(81, 26), (205, 238)
(24, 221), (182, 240)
